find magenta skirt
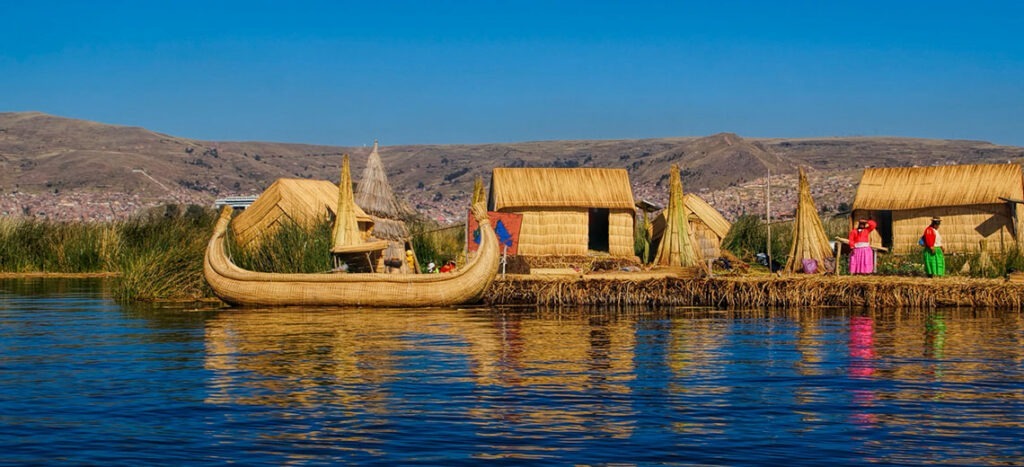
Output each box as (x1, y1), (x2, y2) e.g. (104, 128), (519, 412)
(849, 246), (874, 274)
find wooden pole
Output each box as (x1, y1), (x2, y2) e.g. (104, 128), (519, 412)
(766, 169), (773, 270)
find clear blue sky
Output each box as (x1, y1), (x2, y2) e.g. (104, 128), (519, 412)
(2, 1), (1022, 146)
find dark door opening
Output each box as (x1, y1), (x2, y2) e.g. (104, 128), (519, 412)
(588, 208), (610, 252)
(876, 210), (893, 249)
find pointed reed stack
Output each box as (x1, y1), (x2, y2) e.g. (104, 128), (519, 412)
(784, 167), (834, 274)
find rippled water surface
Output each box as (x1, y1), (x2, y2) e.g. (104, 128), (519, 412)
(2, 278), (1023, 465)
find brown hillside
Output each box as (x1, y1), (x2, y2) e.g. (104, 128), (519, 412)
(2, 112), (1022, 222)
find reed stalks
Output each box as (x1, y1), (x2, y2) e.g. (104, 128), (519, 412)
(487, 275), (1024, 310)
(1, 205), (217, 301)
(227, 216), (334, 273)
(111, 205), (216, 301)
(409, 218), (464, 271)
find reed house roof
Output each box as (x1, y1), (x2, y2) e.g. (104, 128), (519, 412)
(232, 178), (372, 248)
(489, 168), (636, 211)
(853, 164), (1024, 211)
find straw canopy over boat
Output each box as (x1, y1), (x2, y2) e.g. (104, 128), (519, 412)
(784, 167), (833, 273)
(204, 199), (501, 307)
(330, 154), (389, 270)
(652, 164), (705, 270)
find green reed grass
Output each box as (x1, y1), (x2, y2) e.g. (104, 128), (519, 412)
(0, 217), (107, 272)
(227, 217), (334, 274)
(1, 205), (217, 301)
(111, 205), (216, 301)
(409, 219), (464, 272)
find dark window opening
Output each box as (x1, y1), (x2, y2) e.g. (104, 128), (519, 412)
(588, 208), (610, 252)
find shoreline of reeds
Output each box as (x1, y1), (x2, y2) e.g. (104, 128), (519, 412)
(486, 274), (1024, 310)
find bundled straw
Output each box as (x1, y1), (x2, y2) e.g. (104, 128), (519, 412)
(487, 274), (1024, 309)
(331, 154), (362, 251)
(355, 140), (410, 240)
(652, 164), (705, 271)
(784, 167), (834, 273)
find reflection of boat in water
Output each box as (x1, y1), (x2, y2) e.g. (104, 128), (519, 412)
(204, 202), (501, 307)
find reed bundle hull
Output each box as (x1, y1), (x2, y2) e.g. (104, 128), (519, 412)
(204, 208), (500, 307)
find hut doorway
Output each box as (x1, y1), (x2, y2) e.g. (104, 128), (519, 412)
(588, 208), (610, 252)
(874, 210), (894, 249)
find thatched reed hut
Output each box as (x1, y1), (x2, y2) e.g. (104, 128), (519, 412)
(488, 167), (636, 257)
(851, 163), (1024, 254)
(784, 167), (833, 273)
(231, 178), (374, 249)
(651, 193), (732, 260)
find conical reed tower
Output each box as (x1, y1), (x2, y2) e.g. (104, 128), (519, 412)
(355, 140), (410, 241)
(784, 167), (834, 273)
(653, 164), (705, 270)
(331, 154), (362, 251)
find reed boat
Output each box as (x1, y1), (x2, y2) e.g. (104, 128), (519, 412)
(204, 203), (501, 307)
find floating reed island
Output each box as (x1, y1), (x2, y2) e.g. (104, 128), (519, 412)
(485, 273), (1024, 309)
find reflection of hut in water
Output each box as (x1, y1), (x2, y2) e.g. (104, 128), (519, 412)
(487, 167), (636, 258)
(203, 308), (639, 439)
(651, 193), (732, 261)
(230, 178), (374, 249)
(355, 141), (417, 272)
(851, 163), (1024, 254)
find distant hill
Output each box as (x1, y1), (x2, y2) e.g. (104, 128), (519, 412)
(2, 111), (1022, 222)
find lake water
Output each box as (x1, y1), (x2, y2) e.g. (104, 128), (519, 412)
(1, 278), (1022, 465)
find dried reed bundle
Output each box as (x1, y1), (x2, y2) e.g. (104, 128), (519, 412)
(784, 167), (833, 273)
(652, 164), (705, 270)
(487, 274), (1024, 310)
(355, 140), (410, 240)
(331, 154), (362, 251)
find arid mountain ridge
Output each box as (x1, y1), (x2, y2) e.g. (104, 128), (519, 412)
(2, 111), (1023, 223)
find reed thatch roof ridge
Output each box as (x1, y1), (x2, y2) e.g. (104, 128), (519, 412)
(489, 167), (635, 210)
(231, 178), (372, 248)
(683, 193), (731, 238)
(853, 163), (1024, 211)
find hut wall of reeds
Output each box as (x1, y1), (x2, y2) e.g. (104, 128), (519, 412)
(231, 178), (373, 249)
(851, 164), (1024, 254)
(488, 168), (636, 257)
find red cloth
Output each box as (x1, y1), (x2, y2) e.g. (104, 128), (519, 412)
(923, 225), (937, 248)
(848, 219), (876, 246)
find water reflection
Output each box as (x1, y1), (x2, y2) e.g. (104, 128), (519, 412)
(196, 306), (1024, 464)
(8, 280), (1022, 464)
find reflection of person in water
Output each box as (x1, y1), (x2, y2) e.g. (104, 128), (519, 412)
(849, 316), (876, 377)
(848, 315), (878, 426)
(924, 313), (946, 381)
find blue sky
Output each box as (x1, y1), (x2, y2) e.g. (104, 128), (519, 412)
(2, 1), (1022, 146)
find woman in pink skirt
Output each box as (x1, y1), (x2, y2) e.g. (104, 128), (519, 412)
(848, 219), (877, 274)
